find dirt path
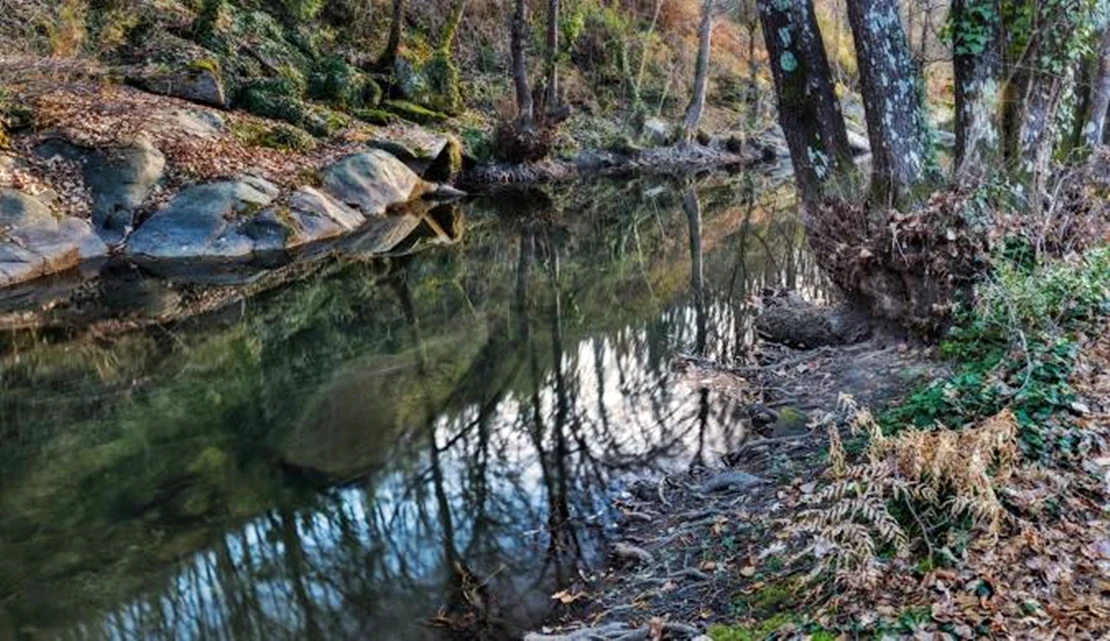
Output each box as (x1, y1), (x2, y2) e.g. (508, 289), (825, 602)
(528, 323), (1110, 641)
(527, 336), (944, 640)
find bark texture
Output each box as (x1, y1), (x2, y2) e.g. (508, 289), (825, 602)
(1084, 27), (1110, 149)
(952, 0), (1002, 179)
(511, 0), (534, 125)
(381, 0), (405, 68)
(682, 0), (714, 143)
(846, 0), (934, 207)
(757, 0), (857, 209)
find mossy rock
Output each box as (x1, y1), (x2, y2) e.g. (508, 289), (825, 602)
(382, 100), (449, 125)
(307, 57), (381, 109)
(302, 105), (351, 137)
(425, 134), (463, 183)
(422, 50), (462, 115)
(238, 86), (308, 126)
(231, 120), (316, 151)
(353, 108), (396, 126)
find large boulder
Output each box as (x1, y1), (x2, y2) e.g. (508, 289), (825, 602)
(84, 135), (166, 242)
(127, 64), (227, 108)
(370, 132), (463, 182)
(263, 186), (368, 249)
(321, 149), (422, 215)
(126, 177), (283, 260)
(0, 190), (108, 288)
(35, 136), (166, 243)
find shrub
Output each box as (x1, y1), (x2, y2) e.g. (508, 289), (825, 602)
(279, 0), (324, 21)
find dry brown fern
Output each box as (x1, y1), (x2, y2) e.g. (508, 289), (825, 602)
(790, 395), (1019, 589)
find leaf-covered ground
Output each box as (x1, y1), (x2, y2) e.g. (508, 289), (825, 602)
(528, 320), (1110, 641)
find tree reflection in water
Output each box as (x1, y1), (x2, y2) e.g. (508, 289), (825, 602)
(0, 174), (826, 640)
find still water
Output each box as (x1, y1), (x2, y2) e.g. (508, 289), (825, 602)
(0, 173), (822, 640)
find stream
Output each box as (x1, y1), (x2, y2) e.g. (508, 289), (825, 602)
(0, 172), (826, 640)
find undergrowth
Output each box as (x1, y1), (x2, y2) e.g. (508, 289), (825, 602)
(882, 246), (1109, 460)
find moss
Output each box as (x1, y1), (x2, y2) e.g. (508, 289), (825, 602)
(382, 100), (449, 125)
(187, 58), (221, 75)
(353, 108), (395, 126)
(230, 120), (316, 151)
(423, 49), (463, 115)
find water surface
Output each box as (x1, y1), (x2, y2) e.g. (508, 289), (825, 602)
(0, 173), (822, 640)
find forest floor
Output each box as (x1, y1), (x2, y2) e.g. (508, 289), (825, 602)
(529, 317), (1110, 640)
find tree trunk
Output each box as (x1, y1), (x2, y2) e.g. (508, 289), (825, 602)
(1084, 26), (1110, 149)
(381, 0), (405, 68)
(682, 0), (714, 144)
(846, 0), (934, 207)
(544, 0), (560, 113)
(511, 0), (534, 126)
(952, 0), (1002, 179)
(442, 0), (466, 51)
(757, 0), (858, 209)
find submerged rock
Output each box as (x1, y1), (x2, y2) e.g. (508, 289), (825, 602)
(126, 178), (281, 260)
(321, 149), (422, 215)
(0, 190), (107, 287)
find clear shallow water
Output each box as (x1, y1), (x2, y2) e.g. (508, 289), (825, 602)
(0, 173), (823, 640)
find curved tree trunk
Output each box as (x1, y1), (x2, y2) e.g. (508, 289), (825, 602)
(757, 0), (857, 210)
(682, 0), (714, 144)
(511, 0), (534, 126)
(953, 0), (1002, 180)
(846, 0), (934, 208)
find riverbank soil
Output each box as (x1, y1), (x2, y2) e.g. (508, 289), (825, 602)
(531, 320), (1110, 640)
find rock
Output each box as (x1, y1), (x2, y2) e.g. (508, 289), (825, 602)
(84, 134), (165, 242)
(370, 132), (464, 182)
(126, 178), (282, 260)
(35, 135), (166, 243)
(274, 186), (367, 248)
(424, 134), (463, 183)
(0, 190), (108, 288)
(642, 117), (673, 146)
(423, 184), (467, 201)
(701, 471), (765, 493)
(321, 149), (422, 215)
(163, 108), (226, 138)
(128, 64), (227, 108)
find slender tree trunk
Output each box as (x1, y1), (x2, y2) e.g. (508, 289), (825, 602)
(633, 0), (664, 112)
(757, 0), (857, 209)
(511, 0), (534, 125)
(682, 0), (714, 144)
(544, 0), (560, 112)
(1083, 27), (1110, 148)
(381, 0), (405, 68)
(952, 0), (1002, 179)
(846, 0), (934, 207)
(442, 0), (466, 50)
